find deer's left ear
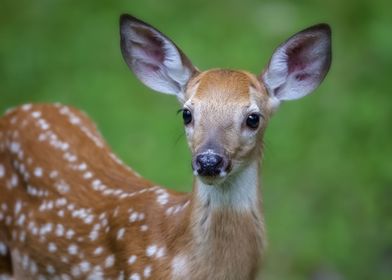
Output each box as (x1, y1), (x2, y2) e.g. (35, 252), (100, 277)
(261, 24), (331, 104)
(120, 14), (198, 101)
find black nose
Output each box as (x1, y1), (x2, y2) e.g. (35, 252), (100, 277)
(195, 153), (223, 176)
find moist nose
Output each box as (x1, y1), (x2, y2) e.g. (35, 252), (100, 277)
(195, 153), (223, 176)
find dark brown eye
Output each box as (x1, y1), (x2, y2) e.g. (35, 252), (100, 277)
(246, 113), (260, 129)
(182, 109), (192, 125)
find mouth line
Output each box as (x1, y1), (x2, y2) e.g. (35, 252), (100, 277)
(193, 169), (228, 178)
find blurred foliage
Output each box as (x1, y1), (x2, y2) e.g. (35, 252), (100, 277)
(1, 0), (391, 279)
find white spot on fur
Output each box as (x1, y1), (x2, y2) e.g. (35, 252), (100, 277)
(86, 266), (104, 280)
(171, 254), (189, 278)
(0, 242), (7, 256)
(30, 260), (38, 275)
(64, 152), (77, 162)
(89, 230), (99, 241)
(117, 228), (125, 240)
(129, 212), (138, 222)
(84, 215), (94, 224)
(71, 265), (81, 277)
(10, 142), (20, 153)
(156, 247), (166, 258)
(49, 170), (59, 179)
(34, 167), (43, 177)
(19, 231), (26, 242)
(61, 273), (71, 280)
(143, 265), (152, 278)
(140, 225), (148, 231)
(78, 163), (87, 171)
(31, 111), (41, 118)
(48, 242), (57, 252)
(10, 174), (18, 188)
(138, 213), (145, 221)
(83, 172), (93, 179)
(55, 181), (70, 193)
(146, 245), (157, 257)
(70, 116), (80, 124)
(47, 264), (55, 274)
(80, 261), (91, 273)
(0, 164), (5, 178)
(130, 273), (140, 280)
(68, 244), (78, 255)
(105, 255), (115, 268)
(56, 224), (65, 236)
(22, 104), (32, 111)
(55, 198), (67, 207)
(17, 214), (25, 226)
(156, 189), (169, 205)
(14, 200), (22, 214)
(93, 247), (103, 256)
(128, 255), (137, 265)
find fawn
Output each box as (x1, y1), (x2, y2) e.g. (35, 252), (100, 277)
(0, 14), (331, 280)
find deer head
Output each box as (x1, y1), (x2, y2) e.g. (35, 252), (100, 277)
(120, 15), (331, 186)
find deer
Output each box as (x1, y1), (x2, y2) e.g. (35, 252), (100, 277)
(0, 14), (331, 280)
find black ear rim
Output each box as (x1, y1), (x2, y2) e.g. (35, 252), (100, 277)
(293, 23), (332, 75)
(297, 23), (332, 37)
(120, 14), (163, 37)
(119, 13), (197, 76)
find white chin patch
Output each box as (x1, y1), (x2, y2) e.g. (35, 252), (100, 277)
(198, 176), (226, 186)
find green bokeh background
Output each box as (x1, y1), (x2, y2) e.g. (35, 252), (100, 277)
(1, 0), (391, 279)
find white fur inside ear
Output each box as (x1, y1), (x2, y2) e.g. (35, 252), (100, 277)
(263, 48), (289, 95)
(121, 18), (195, 98)
(262, 27), (331, 101)
(161, 38), (192, 87)
(267, 96), (281, 112)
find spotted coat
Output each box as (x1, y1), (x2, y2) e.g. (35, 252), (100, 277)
(0, 104), (192, 280)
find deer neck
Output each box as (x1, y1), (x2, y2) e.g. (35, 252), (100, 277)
(176, 160), (265, 279)
(191, 159), (263, 239)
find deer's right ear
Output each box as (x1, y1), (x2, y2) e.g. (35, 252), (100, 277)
(120, 14), (197, 101)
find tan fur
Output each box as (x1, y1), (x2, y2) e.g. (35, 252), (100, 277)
(186, 183), (265, 280)
(185, 69), (271, 170)
(192, 69), (255, 101)
(0, 69), (271, 280)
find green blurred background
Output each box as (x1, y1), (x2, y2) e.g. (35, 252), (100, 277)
(1, 0), (391, 279)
